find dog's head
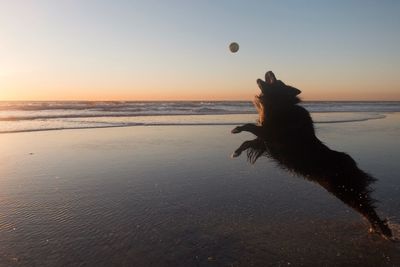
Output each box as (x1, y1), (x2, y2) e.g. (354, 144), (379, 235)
(256, 71), (301, 106)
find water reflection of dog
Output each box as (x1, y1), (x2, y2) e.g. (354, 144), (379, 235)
(231, 71), (393, 239)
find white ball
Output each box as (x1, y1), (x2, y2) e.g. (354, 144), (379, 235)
(229, 42), (239, 53)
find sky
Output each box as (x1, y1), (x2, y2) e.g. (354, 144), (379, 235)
(0, 0), (399, 101)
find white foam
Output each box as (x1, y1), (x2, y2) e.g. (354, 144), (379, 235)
(0, 101), (398, 133)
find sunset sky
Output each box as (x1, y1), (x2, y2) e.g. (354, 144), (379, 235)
(1, 0), (399, 101)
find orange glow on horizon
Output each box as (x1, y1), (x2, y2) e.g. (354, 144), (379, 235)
(1, 74), (399, 101)
(0, 90), (400, 101)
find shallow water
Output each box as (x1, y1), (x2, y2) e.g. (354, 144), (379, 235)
(1, 101), (399, 133)
(0, 113), (399, 266)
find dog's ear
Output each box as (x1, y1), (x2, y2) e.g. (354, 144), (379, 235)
(257, 71), (277, 93)
(265, 71), (277, 85)
(286, 86), (302, 96)
(257, 79), (268, 93)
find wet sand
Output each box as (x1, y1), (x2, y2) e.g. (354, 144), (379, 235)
(0, 113), (399, 266)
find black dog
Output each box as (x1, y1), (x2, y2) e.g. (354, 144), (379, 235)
(231, 71), (393, 239)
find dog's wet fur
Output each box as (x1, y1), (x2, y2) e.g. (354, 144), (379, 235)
(231, 71), (393, 239)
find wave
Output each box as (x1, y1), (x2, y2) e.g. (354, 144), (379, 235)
(1, 101), (400, 111)
(0, 101), (252, 112)
(0, 101), (397, 134)
(313, 113), (386, 123)
(0, 111), (255, 122)
(303, 101), (400, 113)
(0, 113), (388, 134)
(1, 101), (399, 122)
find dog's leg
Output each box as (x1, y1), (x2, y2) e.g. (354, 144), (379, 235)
(231, 123), (263, 137)
(231, 138), (266, 164)
(231, 140), (256, 158)
(323, 184), (393, 239)
(355, 201), (393, 239)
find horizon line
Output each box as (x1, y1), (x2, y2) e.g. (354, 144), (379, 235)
(1, 99), (400, 102)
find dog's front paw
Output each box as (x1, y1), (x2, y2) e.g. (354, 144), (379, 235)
(231, 151), (241, 158)
(231, 126), (241, 134)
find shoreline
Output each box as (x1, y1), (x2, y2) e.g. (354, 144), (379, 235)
(0, 111), (395, 135)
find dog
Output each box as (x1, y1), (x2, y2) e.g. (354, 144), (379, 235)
(231, 71), (393, 239)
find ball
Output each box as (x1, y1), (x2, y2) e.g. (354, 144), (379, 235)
(229, 42), (239, 53)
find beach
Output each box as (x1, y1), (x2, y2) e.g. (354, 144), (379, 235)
(2, 0), (400, 265)
(0, 111), (399, 266)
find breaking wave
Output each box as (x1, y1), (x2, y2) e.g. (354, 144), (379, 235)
(0, 101), (398, 133)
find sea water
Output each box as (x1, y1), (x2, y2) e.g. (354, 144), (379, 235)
(0, 103), (399, 265)
(0, 101), (399, 133)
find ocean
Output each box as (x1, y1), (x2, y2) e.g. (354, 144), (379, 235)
(1, 101), (400, 265)
(1, 101), (399, 133)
